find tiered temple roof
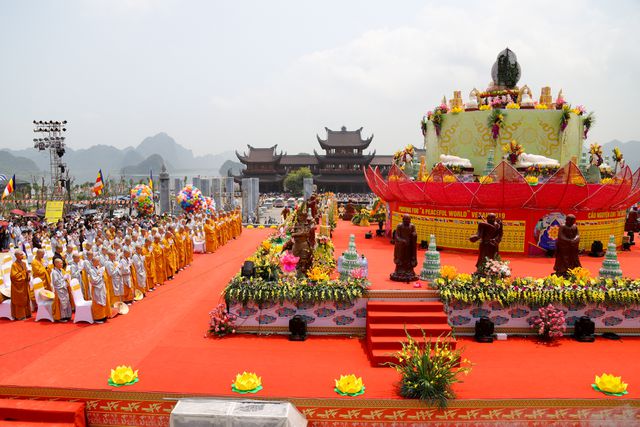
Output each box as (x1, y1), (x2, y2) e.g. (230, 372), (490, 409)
(235, 127), (392, 192)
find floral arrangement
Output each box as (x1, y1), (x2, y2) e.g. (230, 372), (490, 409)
(369, 198), (387, 223)
(571, 105), (586, 116)
(505, 102), (520, 110)
(531, 304), (566, 339)
(589, 143), (603, 166)
(478, 257), (511, 279)
(351, 208), (371, 226)
(450, 106), (463, 114)
(599, 165), (614, 179)
(208, 303), (237, 337)
(434, 274), (640, 307)
(443, 175), (457, 183)
(582, 112), (595, 139)
(487, 109), (506, 141)
(525, 175), (539, 186)
(420, 115), (429, 136)
(439, 265), (458, 283)
(479, 89), (519, 98)
(349, 267), (366, 279)
(428, 106), (447, 137)
(601, 177), (621, 185)
(479, 175), (494, 184)
(534, 103), (549, 110)
(502, 140), (524, 165)
(525, 164), (560, 177)
(567, 266), (591, 282)
(393, 144), (416, 170)
(334, 374), (365, 396)
(592, 374), (628, 396)
(387, 331), (472, 408)
(559, 104), (572, 132)
(479, 104), (491, 111)
(232, 372), (262, 394)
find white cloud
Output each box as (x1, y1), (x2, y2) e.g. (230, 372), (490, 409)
(203, 0), (639, 154)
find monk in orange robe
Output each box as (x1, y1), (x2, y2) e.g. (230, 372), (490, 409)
(153, 236), (167, 284)
(143, 240), (156, 290)
(205, 220), (216, 253)
(10, 251), (31, 320)
(163, 233), (176, 279)
(31, 249), (52, 297)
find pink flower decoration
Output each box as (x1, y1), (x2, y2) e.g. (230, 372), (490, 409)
(280, 251), (300, 273)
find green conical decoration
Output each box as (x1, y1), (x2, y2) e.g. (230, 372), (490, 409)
(599, 235), (622, 279)
(420, 234), (441, 282)
(483, 149), (495, 176)
(579, 152), (589, 175)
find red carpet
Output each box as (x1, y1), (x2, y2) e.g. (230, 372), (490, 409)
(0, 224), (638, 425)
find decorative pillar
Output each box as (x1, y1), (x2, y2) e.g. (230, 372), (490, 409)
(159, 164), (170, 215)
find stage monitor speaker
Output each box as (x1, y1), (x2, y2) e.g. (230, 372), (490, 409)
(170, 398), (308, 427)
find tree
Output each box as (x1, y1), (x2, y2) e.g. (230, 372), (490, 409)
(283, 167), (312, 196)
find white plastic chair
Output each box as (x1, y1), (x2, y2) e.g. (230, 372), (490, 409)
(193, 237), (205, 254)
(33, 278), (54, 322)
(69, 278), (93, 324)
(0, 277), (13, 320)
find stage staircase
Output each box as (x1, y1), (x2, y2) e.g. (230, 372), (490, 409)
(366, 301), (455, 366)
(0, 399), (86, 427)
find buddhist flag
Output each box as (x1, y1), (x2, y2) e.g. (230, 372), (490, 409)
(2, 174), (15, 200)
(149, 169), (154, 191)
(93, 169), (105, 196)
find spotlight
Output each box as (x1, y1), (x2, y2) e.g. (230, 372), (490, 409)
(573, 316), (595, 342)
(474, 316), (494, 343)
(288, 315), (307, 341)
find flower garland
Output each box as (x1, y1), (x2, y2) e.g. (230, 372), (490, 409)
(582, 112), (595, 139)
(487, 109), (505, 141)
(559, 104), (571, 132)
(224, 275), (368, 305)
(434, 274), (640, 307)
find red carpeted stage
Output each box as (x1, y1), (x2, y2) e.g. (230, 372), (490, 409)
(0, 224), (639, 426)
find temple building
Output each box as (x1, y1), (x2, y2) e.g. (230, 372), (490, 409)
(235, 126), (393, 193)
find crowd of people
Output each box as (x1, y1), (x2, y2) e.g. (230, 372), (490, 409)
(1, 210), (242, 323)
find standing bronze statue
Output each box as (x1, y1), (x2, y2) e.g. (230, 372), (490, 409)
(470, 213), (503, 272)
(390, 214), (418, 282)
(291, 209), (315, 275)
(554, 214), (581, 277)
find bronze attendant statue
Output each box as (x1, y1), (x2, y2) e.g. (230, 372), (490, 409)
(470, 213), (503, 272)
(554, 214), (581, 277)
(390, 214), (418, 282)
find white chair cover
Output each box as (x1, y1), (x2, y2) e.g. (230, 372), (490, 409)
(33, 278), (54, 322)
(69, 278), (93, 324)
(193, 237), (205, 254)
(0, 277), (12, 320)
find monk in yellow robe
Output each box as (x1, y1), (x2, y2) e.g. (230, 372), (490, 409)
(143, 240), (157, 290)
(31, 249), (52, 297)
(10, 251), (31, 320)
(163, 233), (176, 279)
(88, 257), (110, 322)
(205, 219), (216, 253)
(153, 236), (167, 284)
(177, 229), (186, 269)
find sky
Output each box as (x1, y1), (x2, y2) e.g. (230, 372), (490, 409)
(0, 0), (639, 156)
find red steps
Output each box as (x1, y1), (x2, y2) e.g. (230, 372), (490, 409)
(366, 301), (454, 366)
(0, 399), (86, 427)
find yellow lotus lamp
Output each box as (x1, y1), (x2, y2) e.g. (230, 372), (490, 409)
(108, 365), (139, 387)
(334, 374), (365, 396)
(592, 373), (628, 396)
(232, 372), (262, 394)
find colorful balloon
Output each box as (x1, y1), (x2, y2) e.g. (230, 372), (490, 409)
(176, 184), (204, 213)
(130, 184), (154, 216)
